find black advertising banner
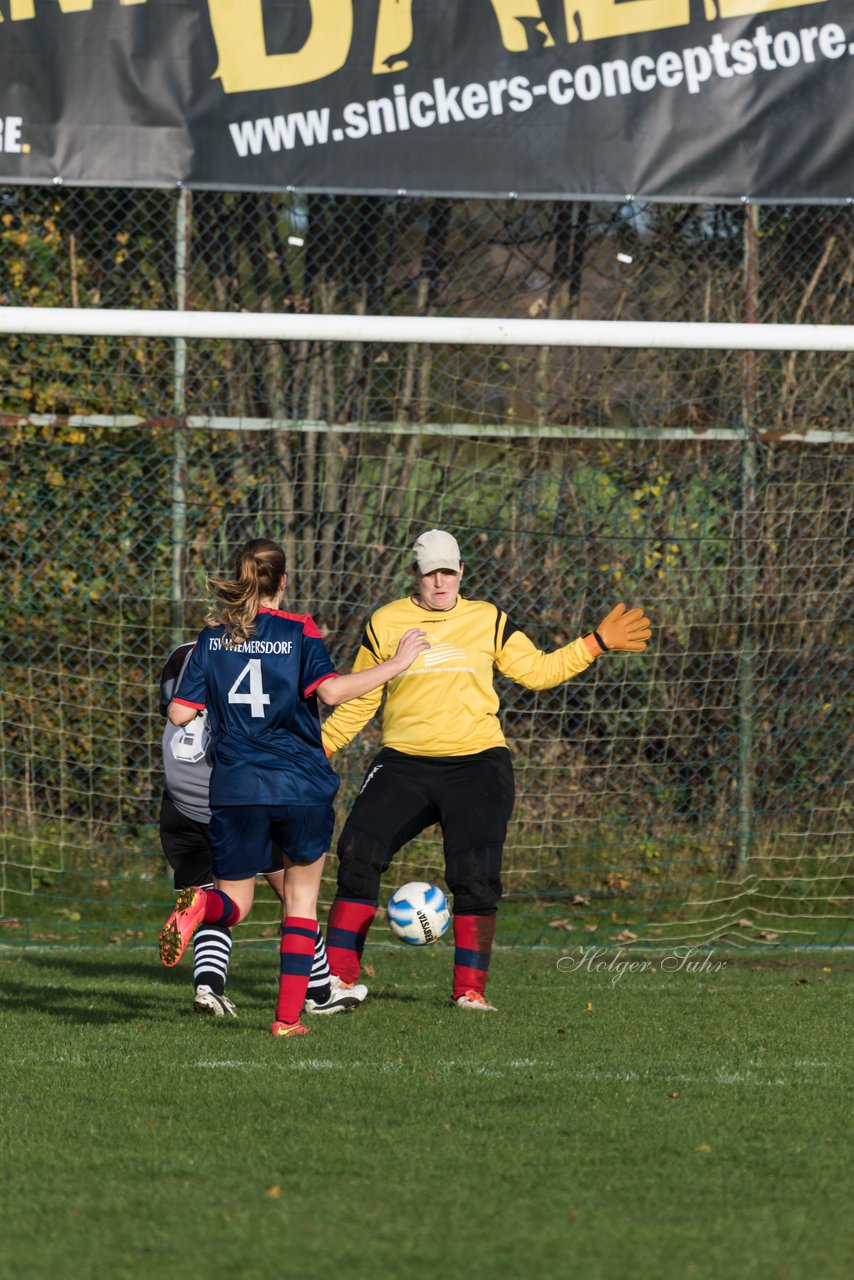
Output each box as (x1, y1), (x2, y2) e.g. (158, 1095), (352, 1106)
(0, 0), (851, 200)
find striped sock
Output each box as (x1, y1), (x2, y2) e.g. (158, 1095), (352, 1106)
(452, 913), (496, 1000)
(326, 897), (377, 984)
(193, 924), (232, 996)
(306, 928), (331, 1004)
(202, 888), (241, 928)
(276, 917), (317, 1025)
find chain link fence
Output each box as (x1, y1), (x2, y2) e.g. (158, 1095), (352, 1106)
(1, 188), (851, 948)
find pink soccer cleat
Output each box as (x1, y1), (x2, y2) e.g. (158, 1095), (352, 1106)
(159, 886), (207, 968)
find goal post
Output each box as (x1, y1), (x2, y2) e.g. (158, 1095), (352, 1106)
(1, 310), (851, 951)
(1, 305), (854, 350)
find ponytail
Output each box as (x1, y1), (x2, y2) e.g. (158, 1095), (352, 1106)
(206, 538), (286, 645)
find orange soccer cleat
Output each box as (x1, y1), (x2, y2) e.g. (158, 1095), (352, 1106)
(454, 989), (497, 1012)
(270, 1020), (312, 1038)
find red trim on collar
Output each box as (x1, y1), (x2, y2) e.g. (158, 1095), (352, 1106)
(258, 607), (323, 638)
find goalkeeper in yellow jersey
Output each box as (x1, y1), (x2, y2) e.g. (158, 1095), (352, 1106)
(322, 529), (651, 1011)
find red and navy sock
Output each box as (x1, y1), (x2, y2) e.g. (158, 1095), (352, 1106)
(325, 896), (377, 984)
(202, 888), (241, 929)
(276, 917), (317, 1025)
(452, 913), (496, 1001)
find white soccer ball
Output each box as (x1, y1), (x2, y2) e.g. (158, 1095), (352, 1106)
(386, 881), (450, 946)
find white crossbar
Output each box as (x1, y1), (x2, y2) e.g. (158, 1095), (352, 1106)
(0, 307), (852, 352)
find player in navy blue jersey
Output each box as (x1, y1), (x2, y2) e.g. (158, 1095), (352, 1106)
(158, 642), (367, 1018)
(158, 537), (428, 1039)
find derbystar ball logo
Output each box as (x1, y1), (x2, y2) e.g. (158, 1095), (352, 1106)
(416, 910), (435, 942)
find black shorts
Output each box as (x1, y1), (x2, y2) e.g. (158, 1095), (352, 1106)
(159, 792), (285, 889)
(335, 747), (515, 913)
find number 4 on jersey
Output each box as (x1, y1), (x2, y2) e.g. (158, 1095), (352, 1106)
(227, 659), (270, 718)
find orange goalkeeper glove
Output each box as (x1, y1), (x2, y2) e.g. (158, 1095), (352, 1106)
(587, 603), (652, 654)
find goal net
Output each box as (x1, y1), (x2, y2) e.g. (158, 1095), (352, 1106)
(1, 309), (851, 951)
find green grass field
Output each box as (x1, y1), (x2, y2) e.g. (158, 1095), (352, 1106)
(1, 942), (851, 1280)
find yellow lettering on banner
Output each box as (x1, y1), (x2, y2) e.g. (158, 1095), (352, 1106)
(373, 0), (414, 74)
(565, 1), (689, 44)
(565, 0), (830, 43)
(208, 0), (353, 93)
(10, 0), (90, 14)
(490, 1), (555, 52)
(0, 0), (145, 18)
(714, 0), (827, 17)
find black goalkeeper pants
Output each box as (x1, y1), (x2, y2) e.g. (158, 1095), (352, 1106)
(334, 747), (515, 915)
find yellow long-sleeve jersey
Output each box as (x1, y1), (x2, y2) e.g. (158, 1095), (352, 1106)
(321, 595), (596, 758)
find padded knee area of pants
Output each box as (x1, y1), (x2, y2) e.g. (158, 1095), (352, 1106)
(445, 844), (502, 915)
(336, 826), (392, 903)
(448, 878), (502, 915)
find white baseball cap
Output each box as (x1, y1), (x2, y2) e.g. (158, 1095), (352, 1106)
(412, 529), (462, 574)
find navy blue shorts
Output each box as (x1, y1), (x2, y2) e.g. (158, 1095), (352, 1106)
(159, 793), (285, 888)
(209, 803), (334, 881)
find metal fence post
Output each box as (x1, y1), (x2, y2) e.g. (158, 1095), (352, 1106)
(171, 186), (191, 643)
(737, 202), (760, 871)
